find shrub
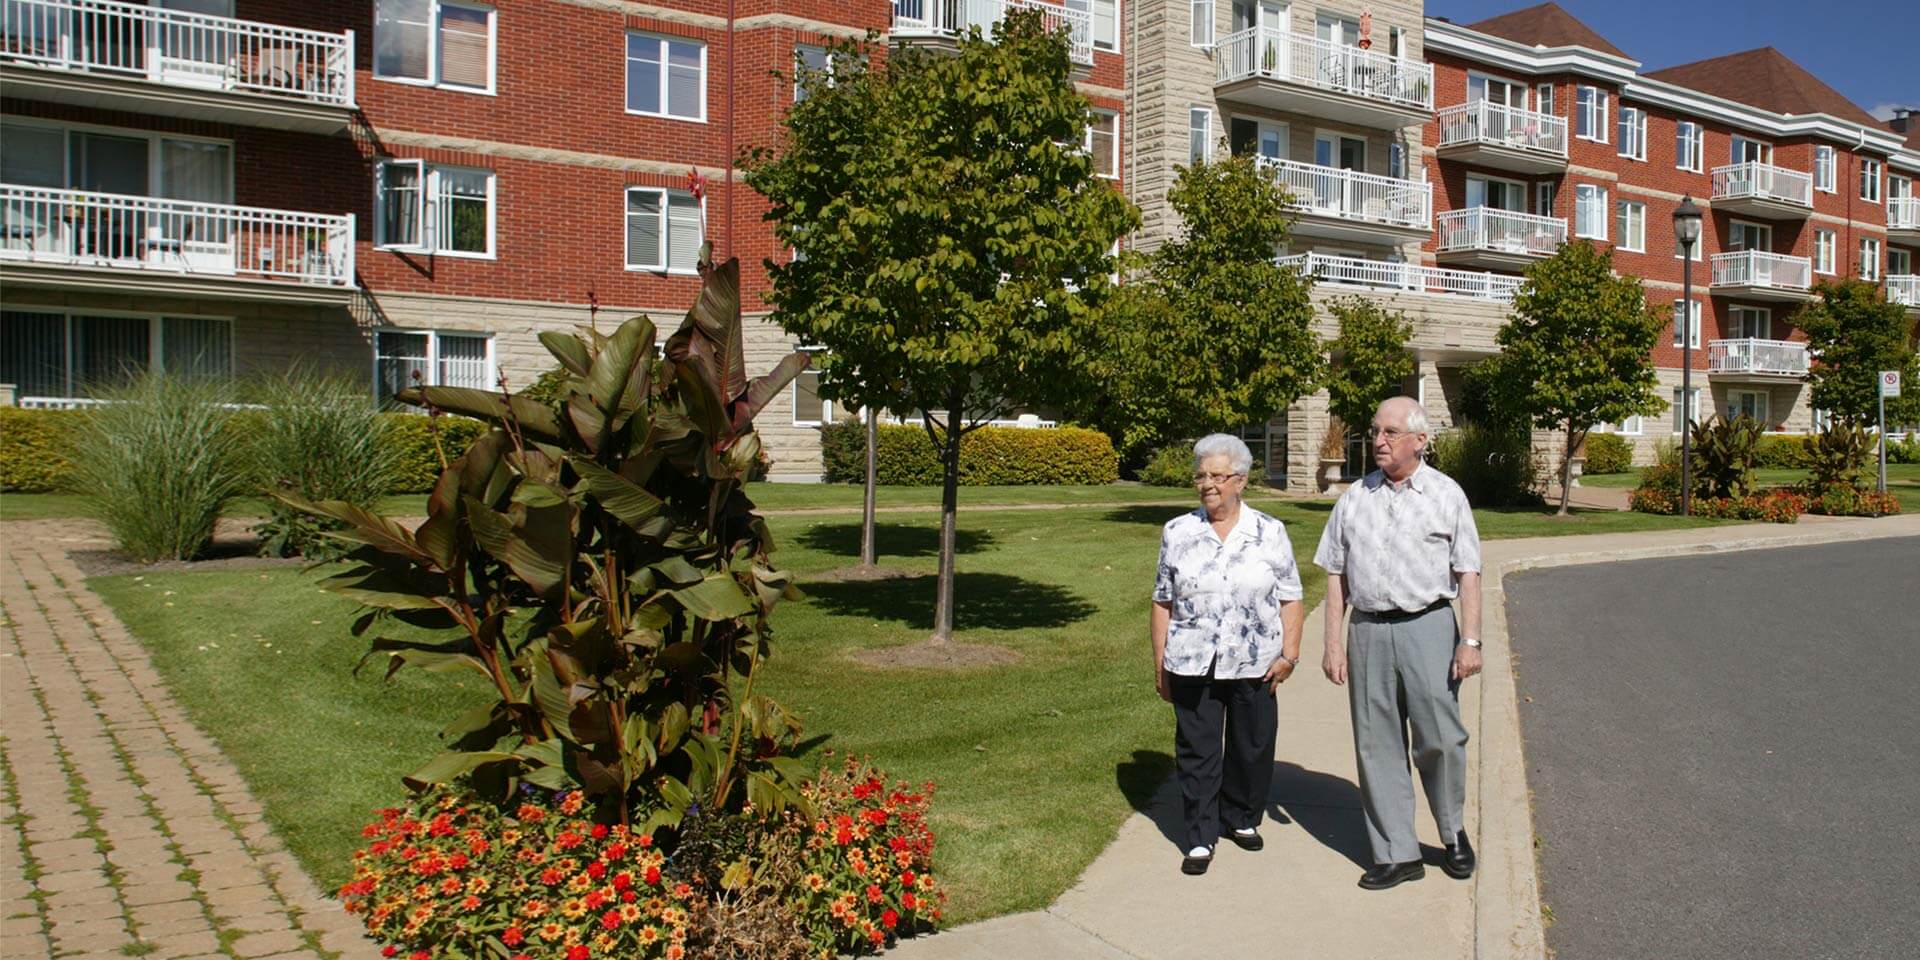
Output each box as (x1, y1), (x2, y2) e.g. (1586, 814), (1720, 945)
(382, 413), (489, 494)
(819, 423), (1118, 486)
(1804, 484), (1902, 517)
(1889, 433), (1920, 465)
(1430, 424), (1540, 507)
(0, 407), (81, 492)
(1802, 423), (1875, 494)
(246, 371), (402, 558)
(66, 374), (249, 562)
(1138, 444), (1193, 487)
(1754, 435), (1814, 469)
(1582, 432), (1634, 474)
(1688, 414), (1762, 499)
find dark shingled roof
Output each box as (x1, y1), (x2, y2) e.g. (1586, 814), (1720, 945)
(1643, 47), (1881, 126)
(1463, 3), (1628, 59)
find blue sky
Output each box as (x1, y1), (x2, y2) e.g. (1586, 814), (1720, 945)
(1427, 0), (1918, 120)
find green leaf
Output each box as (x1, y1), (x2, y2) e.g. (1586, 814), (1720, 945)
(540, 331), (593, 377)
(570, 457), (668, 532)
(655, 642), (708, 677)
(671, 574), (754, 621)
(321, 564), (448, 610)
(464, 497), (572, 599)
(403, 387), (566, 444)
(402, 750), (518, 791)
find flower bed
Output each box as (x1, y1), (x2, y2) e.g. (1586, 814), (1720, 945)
(1628, 486), (1804, 523)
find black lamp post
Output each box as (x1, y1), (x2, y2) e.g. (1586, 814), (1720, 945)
(1674, 195), (1703, 517)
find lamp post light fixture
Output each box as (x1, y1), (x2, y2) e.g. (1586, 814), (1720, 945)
(1673, 195), (1703, 517)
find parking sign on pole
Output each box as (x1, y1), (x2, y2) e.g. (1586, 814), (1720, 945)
(1879, 372), (1900, 495)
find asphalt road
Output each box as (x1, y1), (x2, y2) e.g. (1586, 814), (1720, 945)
(1504, 537), (1920, 960)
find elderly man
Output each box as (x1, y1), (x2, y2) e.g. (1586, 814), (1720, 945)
(1314, 396), (1483, 891)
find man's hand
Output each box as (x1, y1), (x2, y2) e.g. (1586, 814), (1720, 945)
(1155, 665), (1171, 702)
(1262, 657), (1296, 692)
(1322, 642), (1348, 686)
(1452, 643), (1483, 681)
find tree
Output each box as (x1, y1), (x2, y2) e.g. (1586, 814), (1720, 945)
(1798, 278), (1920, 428)
(1078, 154), (1323, 459)
(1496, 240), (1667, 514)
(1323, 295), (1415, 469)
(743, 13), (1137, 643)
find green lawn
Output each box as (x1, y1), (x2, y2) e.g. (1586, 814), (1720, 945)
(79, 492), (1729, 924)
(0, 492), (427, 523)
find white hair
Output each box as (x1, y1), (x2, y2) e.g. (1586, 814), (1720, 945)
(1192, 433), (1253, 475)
(1379, 396), (1430, 434)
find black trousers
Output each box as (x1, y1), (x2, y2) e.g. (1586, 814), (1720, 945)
(1168, 665), (1278, 850)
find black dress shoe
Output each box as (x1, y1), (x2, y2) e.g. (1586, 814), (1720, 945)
(1441, 831), (1476, 879)
(1358, 860), (1425, 890)
(1223, 827), (1264, 852)
(1181, 847), (1213, 875)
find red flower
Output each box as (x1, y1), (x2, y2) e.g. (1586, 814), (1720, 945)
(604, 843), (626, 862)
(502, 928), (525, 947)
(590, 824), (609, 840)
(411, 952), (430, 960)
(381, 947), (397, 958)
(636, 834), (653, 848)
(539, 868), (564, 886)
(643, 865), (661, 886)
(866, 884), (883, 904)
(586, 862), (606, 880)
(865, 808), (889, 826)
(881, 908), (899, 930)
(620, 890), (636, 903)
(556, 831), (583, 850)
(567, 946), (589, 960)
(611, 873), (632, 892)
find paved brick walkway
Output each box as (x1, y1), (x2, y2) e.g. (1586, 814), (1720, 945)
(1, 521), (375, 960)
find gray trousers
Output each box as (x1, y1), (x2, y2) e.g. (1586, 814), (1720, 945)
(1347, 604), (1469, 865)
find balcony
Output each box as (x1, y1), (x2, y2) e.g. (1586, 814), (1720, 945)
(1280, 252), (1522, 301)
(1434, 208), (1565, 270)
(1889, 198), (1920, 244)
(1708, 338), (1809, 382)
(1258, 157), (1430, 244)
(1710, 250), (1814, 303)
(891, 0), (1093, 67)
(1889, 275), (1920, 312)
(0, 184), (356, 304)
(1215, 28), (1431, 131)
(0, 0), (354, 133)
(1434, 102), (1567, 175)
(1710, 162), (1813, 220)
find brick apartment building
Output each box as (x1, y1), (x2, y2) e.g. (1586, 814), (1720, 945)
(0, 1), (1913, 491)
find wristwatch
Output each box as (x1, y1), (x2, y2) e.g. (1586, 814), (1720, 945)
(1278, 653), (1299, 666)
(1461, 637), (1482, 648)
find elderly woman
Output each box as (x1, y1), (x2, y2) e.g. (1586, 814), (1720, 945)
(1151, 433), (1306, 876)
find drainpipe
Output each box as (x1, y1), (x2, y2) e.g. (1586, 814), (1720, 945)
(726, 0), (735, 264)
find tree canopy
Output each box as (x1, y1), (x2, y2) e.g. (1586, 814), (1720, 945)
(1797, 278), (1920, 428)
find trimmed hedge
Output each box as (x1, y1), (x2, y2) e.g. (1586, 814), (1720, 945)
(819, 421), (1119, 485)
(1754, 435), (1815, 469)
(1582, 432), (1634, 474)
(382, 413), (490, 493)
(0, 407), (83, 492)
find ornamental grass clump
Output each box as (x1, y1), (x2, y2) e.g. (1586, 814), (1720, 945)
(248, 369), (402, 558)
(68, 372), (248, 562)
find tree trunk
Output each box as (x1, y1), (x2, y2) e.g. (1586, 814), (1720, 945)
(930, 388), (964, 644)
(1557, 426), (1576, 516)
(859, 409), (877, 567)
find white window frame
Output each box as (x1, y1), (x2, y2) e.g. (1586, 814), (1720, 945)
(1675, 121), (1703, 173)
(790, 347), (833, 427)
(1466, 71), (1527, 107)
(1859, 237), (1881, 280)
(625, 31), (709, 123)
(1729, 305), (1771, 340)
(1860, 157), (1882, 203)
(1535, 181), (1556, 217)
(372, 328), (496, 401)
(1074, 0), (1119, 52)
(376, 162), (496, 258)
(1190, 0), (1214, 47)
(1600, 415), (1644, 436)
(1671, 298), (1701, 348)
(1188, 106), (1213, 164)
(1576, 85), (1608, 143)
(1726, 389), (1769, 425)
(1535, 82), (1554, 115)
(0, 308), (236, 399)
(1616, 105), (1646, 161)
(1891, 247), (1912, 277)
(1574, 183), (1608, 240)
(1616, 199), (1645, 252)
(1814, 145), (1836, 192)
(1672, 386), (1702, 433)
(373, 0), (497, 95)
(793, 43), (831, 102)
(1728, 218), (1773, 254)
(1731, 135), (1771, 165)
(623, 186), (705, 275)
(1085, 109), (1120, 179)
(2, 117), (235, 200)
(1467, 174), (1527, 212)
(1814, 229), (1836, 275)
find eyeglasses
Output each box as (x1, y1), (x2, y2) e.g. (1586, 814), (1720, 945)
(1367, 427), (1418, 443)
(1192, 472), (1245, 486)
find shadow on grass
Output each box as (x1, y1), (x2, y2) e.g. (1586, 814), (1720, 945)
(1102, 505), (1195, 526)
(792, 522), (995, 559)
(800, 572), (1097, 630)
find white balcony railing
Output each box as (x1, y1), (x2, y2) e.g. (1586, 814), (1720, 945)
(1708, 338), (1809, 377)
(0, 184), (355, 288)
(891, 0), (1092, 65)
(1889, 197), (1920, 231)
(0, 0), (354, 107)
(1436, 101), (1567, 157)
(1279, 252), (1522, 301)
(1889, 275), (1920, 307)
(1711, 250), (1811, 292)
(1435, 208), (1566, 256)
(1215, 27), (1432, 112)
(1257, 157), (1431, 230)
(1711, 162), (1813, 208)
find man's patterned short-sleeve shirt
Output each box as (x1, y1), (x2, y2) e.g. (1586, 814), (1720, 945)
(1153, 507), (1304, 679)
(1312, 464), (1483, 614)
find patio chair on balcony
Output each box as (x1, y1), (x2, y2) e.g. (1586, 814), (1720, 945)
(142, 220), (194, 271)
(247, 46), (303, 92)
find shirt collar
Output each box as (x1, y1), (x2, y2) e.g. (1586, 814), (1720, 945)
(1194, 505), (1256, 545)
(1376, 463), (1429, 493)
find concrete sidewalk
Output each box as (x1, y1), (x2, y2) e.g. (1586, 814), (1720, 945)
(888, 513), (1920, 960)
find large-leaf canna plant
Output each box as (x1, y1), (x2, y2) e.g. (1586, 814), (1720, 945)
(290, 255), (813, 836)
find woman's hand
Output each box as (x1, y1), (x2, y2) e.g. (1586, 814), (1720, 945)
(1263, 656), (1296, 692)
(1154, 665), (1172, 702)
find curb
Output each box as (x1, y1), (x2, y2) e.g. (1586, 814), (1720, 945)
(1470, 515), (1920, 960)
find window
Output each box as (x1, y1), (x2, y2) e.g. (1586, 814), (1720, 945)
(1731, 135), (1769, 164)
(793, 44), (829, 102)
(0, 311), (232, 399)
(1467, 73), (1526, 107)
(1675, 121), (1703, 172)
(1616, 200), (1645, 251)
(1188, 107), (1212, 164)
(1190, 0), (1214, 46)
(1574, 184), (1608, 239)
(1670, 299), (1700, 348)
(1814, 145), (1835, 192)
(791, 353), (835, 426)
(1892, 248), (1913, 276)
(1729, 306), (1770, 340)
(626, 32), (706, 121)
(1536, 181), (1556, 217)
(1068, 0), (1119, 51)
(374, 0), (495, 92)
(1672, 387), (1702, 432)
(1616, 106), (1645, 160)
(1860, 158), (1882, 202)
(1859, 238), (1881, 280)
(376, 162), (495, 256)
(1389, 142), (1404, 180)
(1467, 176), (1526, 212)
(625, 187), (703, 273)
(1726, 390), (1769, 425)
(1535, 82), (1553, 115)
(1815, 229), (1836, 274)
(1576, 85), (1607, 142)
(375, 330), (493, 404)
(1086, 110), (1119, 179)
(1600, 415), (1643, 435)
